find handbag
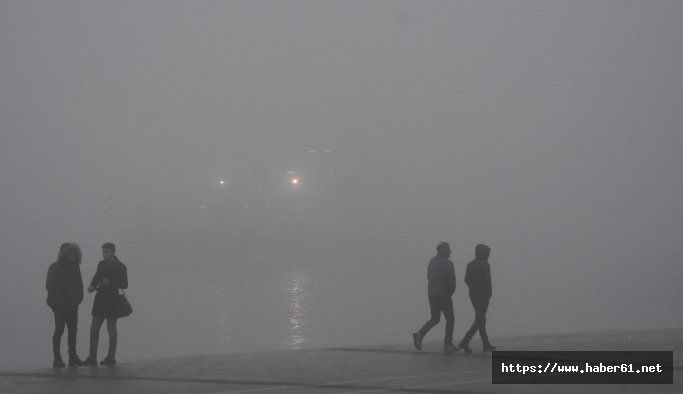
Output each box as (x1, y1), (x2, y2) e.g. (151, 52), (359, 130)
(114, 290), (133, 318)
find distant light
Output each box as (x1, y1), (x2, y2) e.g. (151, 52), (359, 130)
(219, 180), (225, 185)
(291, 177), (299, 185)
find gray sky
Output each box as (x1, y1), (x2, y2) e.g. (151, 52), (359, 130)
(1, 0), (682, 365)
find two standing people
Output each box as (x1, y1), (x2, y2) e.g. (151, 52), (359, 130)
(46, 242), (128, 367)
(412, 242), (495, 353)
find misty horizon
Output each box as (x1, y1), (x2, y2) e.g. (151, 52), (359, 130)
(1, 0), (681, 370)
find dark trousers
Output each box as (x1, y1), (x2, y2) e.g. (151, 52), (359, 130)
(461, 296), (490, 345)
(89, 315), (118, 359)
(419, 296), (454, 344)
(53, 306), (79, 359)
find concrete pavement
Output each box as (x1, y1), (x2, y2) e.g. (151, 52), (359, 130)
(1, 328), (680, 393)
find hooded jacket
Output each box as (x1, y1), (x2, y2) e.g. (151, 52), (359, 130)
(464, 244), (492, 298)
(427, 254), (456, 298)
(46, 245), (84, 310)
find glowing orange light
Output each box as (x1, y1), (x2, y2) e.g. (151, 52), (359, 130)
(291, 178), (299, 185)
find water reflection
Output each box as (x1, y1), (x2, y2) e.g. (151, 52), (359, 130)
(282, 270), (313, 349)
(211, 281), (232, 343)
(208, 268), (315, 352)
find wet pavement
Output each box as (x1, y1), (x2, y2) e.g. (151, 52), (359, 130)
(1, 328), (680, 393)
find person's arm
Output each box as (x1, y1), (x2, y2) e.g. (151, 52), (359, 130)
(46, 264), (59, 306)
(486, 263), (492, 297)
(88, 262), (102, 292)
(46, 264), (65, 306)
(108, 261), (128, 290)
(76, 267), (84, 304)
(464, 263), (472, 288)
(448, 262), (456, 295)
(46, 265), (55, 293)
(118, 265), (128, 290)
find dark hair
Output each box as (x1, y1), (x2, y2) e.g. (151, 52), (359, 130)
(57, 243), (82, 264)
(101, 242), (116, 252)
(436, 242), (450, 254)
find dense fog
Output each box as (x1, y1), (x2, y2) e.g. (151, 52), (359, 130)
(1, 1), (681, 369)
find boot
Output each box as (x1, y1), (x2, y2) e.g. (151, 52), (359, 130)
(53, 356), (65, 368)
(68, 354), (84, 366)
(443, 343), (459, 353)
(458, 341), (472, 354)
(412, 332), (423, 350)
(53, 336), (65, 367)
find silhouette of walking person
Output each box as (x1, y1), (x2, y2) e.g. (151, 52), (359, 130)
(83, 242), (128, 366)
(459, 243), (496, 353)
(413, 242), (459, 353)
(46, 243), (85, 367)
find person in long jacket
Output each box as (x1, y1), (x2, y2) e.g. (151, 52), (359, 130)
(46, 243), (85, 367)
(412, 242), (459, 353)
(83, 242), (127, 366)
(458, 243), (496, 353)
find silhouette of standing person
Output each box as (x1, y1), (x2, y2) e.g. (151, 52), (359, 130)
(46, 243), (85, 367)
(459, 243), (496, 353)
(413, 242), (459, 353)
(83, 243), (127, 366)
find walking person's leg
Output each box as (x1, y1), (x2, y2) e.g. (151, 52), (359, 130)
(474, 298), (488, 341)
(458, 297), (480, 353)
(413, 297), (442, 350)
(443, 298), (454, 344)
(475, 297), (495, 351)
(420, 297), (442, 337)
(442, 298), (458, 352)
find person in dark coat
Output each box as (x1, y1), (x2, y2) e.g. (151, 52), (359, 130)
(412, 242), (459, 353)
(459, 243), (496, 353)
(83, 242), (127, 366)
(46, 243), (85, 367)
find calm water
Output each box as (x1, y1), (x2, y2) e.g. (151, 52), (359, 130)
(3, 261), (426, 370)
(3, 254), (680, 370)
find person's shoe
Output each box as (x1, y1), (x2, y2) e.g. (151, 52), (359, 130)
(100, 356), (116, 365)
(443, 343), (459, 353)
(458, 342), (472, 354)
(483, 343), (497, 352)
(412, 332), (422, 351)
(82, 356), (98, 366)
(53, 357), (65, 368)
(68, 355), (84, 366)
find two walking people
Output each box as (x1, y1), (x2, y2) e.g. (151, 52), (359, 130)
(47, 242), (128, 367)
(412, 242), (496, 353)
